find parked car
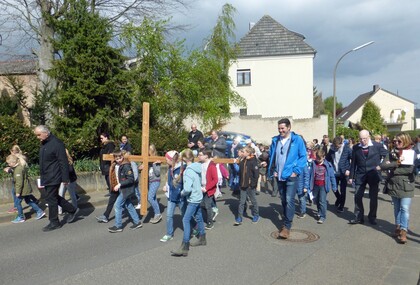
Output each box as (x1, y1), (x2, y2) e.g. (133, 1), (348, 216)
(205, 131), (255, 157)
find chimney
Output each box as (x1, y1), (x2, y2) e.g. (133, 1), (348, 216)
(373, 84), (380, 92)
(249, 22), (255, 30)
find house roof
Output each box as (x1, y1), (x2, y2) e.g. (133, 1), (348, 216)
(0, 60), (37, 75)
(337, 85), (416, 122)
(236, 15), (316, 58)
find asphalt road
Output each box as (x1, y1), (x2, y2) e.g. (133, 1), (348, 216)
(1, 184), (419, 285)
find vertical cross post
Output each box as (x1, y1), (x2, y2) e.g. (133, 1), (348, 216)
(140, 102), (150, 216)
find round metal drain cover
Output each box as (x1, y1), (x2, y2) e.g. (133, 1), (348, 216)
(271, 229), (319, 243)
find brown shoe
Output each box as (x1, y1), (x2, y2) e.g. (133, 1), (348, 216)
(278, 227), (290, 239)
(393, 225), (401, 238)
(398, 229), (407, 244)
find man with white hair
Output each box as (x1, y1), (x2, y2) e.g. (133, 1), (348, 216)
(348, 130), (387, 225)
(34, 125), (79, 231)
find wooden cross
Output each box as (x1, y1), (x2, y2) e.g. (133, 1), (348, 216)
(104, 102), (235, 216)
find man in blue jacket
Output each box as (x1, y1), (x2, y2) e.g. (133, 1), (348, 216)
(265, 118), (307, 239)
(34, 125), (79, 232)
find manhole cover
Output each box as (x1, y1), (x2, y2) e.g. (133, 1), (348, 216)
(271, 229), (320, 243)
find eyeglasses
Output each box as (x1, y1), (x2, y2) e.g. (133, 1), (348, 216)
(396, 140), (403, 144)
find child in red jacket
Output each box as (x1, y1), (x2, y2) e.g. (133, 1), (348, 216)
(198, 149), (218, 230)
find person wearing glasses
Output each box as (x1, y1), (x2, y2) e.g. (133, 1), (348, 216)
(380, 133), (416, 243)
(264, 118), (306, 239)
(348, 130), (388, 225)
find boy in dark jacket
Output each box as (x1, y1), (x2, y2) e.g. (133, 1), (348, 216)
(235, 146), (260, 225)
(108, 151), (142, 233)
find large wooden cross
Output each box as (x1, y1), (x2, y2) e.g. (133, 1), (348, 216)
(104, 102), (234, 216)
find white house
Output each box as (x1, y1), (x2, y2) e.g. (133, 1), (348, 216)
(228, 15), (316, 119)
(337, 85), (416, 132)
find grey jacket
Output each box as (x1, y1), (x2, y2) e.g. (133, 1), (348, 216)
(381, 148), (416, 199)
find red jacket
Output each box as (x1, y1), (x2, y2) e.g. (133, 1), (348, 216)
(205, 161), (218, 197)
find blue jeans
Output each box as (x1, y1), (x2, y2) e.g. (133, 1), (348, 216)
(16, 195), (43, 218)
(278, 177), (297, 229)
(312, 185), (327, 219)
(11, 185), (18, 208)
(238, 187), (259, 218)
(166, 199), (186, 236)
(297, 192), (306, 214)
(182, 202), (205, 243)
(59, 182), (78, 208)
(114, 192), (140, 228)
(148, 181), (161, 216)
(392, 197), (411, 231)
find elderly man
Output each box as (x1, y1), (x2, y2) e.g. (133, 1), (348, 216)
(34, 125), (79, 232)
(348, 130), (388, 225)
(208, 130), (227, 158)
(187, 124), (204, 156)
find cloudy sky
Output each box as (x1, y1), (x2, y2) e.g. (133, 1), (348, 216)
(172, 0), (420, 107)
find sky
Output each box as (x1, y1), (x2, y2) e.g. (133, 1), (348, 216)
(171, 0), (420, 108)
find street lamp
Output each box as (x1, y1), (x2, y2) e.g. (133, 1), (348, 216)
(332, 41), (374, 138)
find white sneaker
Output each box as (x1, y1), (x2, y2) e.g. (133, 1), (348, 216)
(212, 207), (219, 221)
(160, 235), (173, 242)
(135, 204), (141, 210)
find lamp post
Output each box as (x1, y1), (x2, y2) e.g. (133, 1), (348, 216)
(332, 41), (374, 138)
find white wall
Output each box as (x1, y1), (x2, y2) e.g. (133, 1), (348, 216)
(229, 54), (314, 119)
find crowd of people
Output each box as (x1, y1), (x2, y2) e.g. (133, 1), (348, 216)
(3, 123), (420, 256)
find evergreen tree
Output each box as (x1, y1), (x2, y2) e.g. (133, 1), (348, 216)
(360, 100), (385, 135)
(50, 0), (132, 154)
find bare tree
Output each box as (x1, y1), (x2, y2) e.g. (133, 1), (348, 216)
(0, 0), (192, 93)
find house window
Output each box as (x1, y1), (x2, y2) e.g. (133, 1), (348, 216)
(240, 108), (247, 116)
(237, 69), (251, 86)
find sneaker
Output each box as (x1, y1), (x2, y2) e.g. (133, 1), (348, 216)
(297, 213), (306, 219)
(205, 223), (214, 230)
(7, 207), (17, 214)
(108, 226), (123, 233)
(95, 215), (109, 223)
(234, 217), (242, 226)
(135, 204), (141, 210)
(160, 235), (173, 242)
(317, 218), (325, 224)
(36, 211), (46, 220)
(42, 223), (62, 232)
(12, 216), (25, 223)
(191, 228), (199, 237)
(252, 215), (260, 223)
(150, 214), (162, 224)
(212, 207), (219, 221)
(67, 208), (80, 223)
(130, 222), (143, 230)
(337, 208), (344, 213)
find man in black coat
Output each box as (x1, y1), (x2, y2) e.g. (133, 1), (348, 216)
(348, 130), (388, 225)
(34, 125), (79, 232)
(187, 124), (204, 156)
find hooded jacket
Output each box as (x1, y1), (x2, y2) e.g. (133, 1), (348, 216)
(267, 131), (307, 180)
(239, 155), (259, 189)
(181, 162), (203, 203)
(13, 164), (33, 196)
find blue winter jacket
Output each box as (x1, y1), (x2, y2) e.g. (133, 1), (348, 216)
(181, 162), (203, 204)
(167, 162), (185, 202)
(309, 160), (337, 193)
(268, 132), (307, 180)
(297, 165), (310, 195)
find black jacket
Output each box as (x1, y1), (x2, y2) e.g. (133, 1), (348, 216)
(39, 133), (70, 186)
(100, 141), (116, 175)
(350, 141), (388, 184)
(326, 144), (352, 177)
(187, 130), (204, 151)
(117, 162), (135, 199)
(239, 155), (259, 189)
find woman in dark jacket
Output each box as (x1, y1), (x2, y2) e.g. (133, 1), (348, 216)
(380, 132), (416, 244)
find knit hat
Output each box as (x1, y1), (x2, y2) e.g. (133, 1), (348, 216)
(165, 150), (178, 161)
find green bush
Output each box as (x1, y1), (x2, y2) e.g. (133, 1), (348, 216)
(0, 115), (40, 165)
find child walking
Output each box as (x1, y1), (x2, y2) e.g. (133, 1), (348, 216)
(6, 154), (45, 223)
(309, 149), (337, 224)
(171, 149), (206, 257)
(235, 146), (260, 225)
(160, 150), (185, 242)
(108, 150), (142, 232)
